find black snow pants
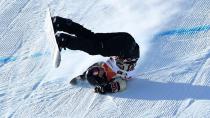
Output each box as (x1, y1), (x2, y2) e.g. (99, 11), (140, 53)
(52, 16), (139, 59)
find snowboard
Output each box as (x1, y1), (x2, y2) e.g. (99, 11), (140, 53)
(45, 8), (61, 68)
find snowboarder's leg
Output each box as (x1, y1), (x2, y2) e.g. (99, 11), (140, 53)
(51, 16), (94, 39)
(52, 17), (139, 58)
(56, 31), (139, 60)
(94, 32), (139, 58)
(55, 33), (102, 55)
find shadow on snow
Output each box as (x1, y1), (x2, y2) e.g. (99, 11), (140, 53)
(115, 78), (210, 100)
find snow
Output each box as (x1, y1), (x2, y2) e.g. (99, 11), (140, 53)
(0, 0), (210, 117)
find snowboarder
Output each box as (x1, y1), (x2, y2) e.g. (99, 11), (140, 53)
(51, 16), (139, 93)
(70, 57), (134, 94)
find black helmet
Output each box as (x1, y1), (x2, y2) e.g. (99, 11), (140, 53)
(85, 66), (107, 85)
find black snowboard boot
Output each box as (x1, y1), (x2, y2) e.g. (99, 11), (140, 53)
(51, 16), (94, 39)
(55, 33), (76, 51)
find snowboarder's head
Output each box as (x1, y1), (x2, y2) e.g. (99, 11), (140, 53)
(85, 66), (107, 86)
(114, 56), (138, 71)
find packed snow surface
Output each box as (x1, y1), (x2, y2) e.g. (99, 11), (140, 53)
(1, 0), (210, 117)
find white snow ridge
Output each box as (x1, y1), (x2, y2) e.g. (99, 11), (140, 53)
(1, 0), (210, 118)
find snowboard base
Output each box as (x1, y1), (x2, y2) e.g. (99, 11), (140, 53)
(45, 7), (61, 68)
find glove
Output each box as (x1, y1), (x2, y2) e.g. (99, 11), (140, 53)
(116, 71), (132, 80)
(94, 86), (106, 94)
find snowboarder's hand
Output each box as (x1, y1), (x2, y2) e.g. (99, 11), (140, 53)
(116, 70), (132, 80)
(116, 70), (127, 78)
(94, 86), (106, 94)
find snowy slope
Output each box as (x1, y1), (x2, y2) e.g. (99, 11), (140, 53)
(1, 0), (210, 117)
